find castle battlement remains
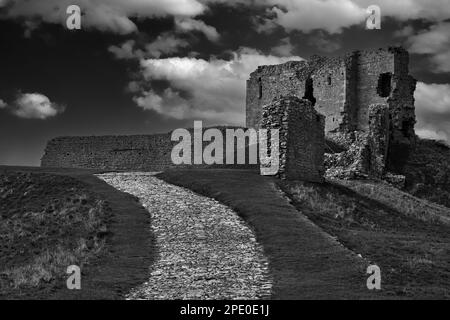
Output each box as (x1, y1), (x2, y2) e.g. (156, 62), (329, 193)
(42, 47), (417, 181)
(246, 47), (417, 173)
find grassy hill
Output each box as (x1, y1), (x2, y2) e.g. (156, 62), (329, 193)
(0, 166), (155, 300)
(280, 178), (450, 298)
(404, 138), (450, 208)
(2, 160), (449, 299)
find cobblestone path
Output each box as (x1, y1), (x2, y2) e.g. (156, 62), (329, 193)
(96, 172), (272, 300)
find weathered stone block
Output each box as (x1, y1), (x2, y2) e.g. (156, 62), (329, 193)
(260, 97), (325, 182)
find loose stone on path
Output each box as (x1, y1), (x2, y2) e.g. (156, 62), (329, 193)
(96, 172), (272, 300)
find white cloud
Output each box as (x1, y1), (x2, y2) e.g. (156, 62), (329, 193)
(3, 0), (450, 35)
(133, 47), (304, 124)
(11, 93), (64, 119)
(109, 34), (190, 60)
(82, 3), (138, 34)
(0, 99), (7, 109)
(415, 82), (450, 143)
(267, 0), (365, 34)
(134, 87), (237, 121)
(271, 37), (294, 56)
(415, 127), (449, 142)
(253, 0), (450, 34)
(407, 23), (450, 54)
(415, 82), (450, 114)
(308, 32), (342, 52)
(253, 16), (279, 34)
(127, 81), (142, 93)
(145, 33), (190, 58)
(175, 17), (220, 42)
(108, 40), (139, 59)
(134, 88), (175, 115)
(394, 25), (414, 38)
(1, 0), (206, 34)
(355, 0), (450, 22)
(406, 22), (450, 73)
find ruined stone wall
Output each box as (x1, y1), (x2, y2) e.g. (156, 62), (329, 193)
(41, 128), (258, 171)
(344, 52), (360, 132)
(351, 48), (416, 171)
(246, 53), (358, 134)
(354, 48), (396, 130)
(247, 47), (415, 134)
(312, 57), (348, 132)
(387, 75), (417, 171)
(246, 47), (417, 174)
(246, 61), (307, 129)
(368, 104), (390, 178)
(260, 97), (324, 182)
(387, 49), (417, 171)
(246, 57), (328, 130)
(41, 134), (177, 171)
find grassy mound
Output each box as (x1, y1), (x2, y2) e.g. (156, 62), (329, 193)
(0, 171), (112, 299)
(404, 139), (450, 208)
(280, 179), (450, 298)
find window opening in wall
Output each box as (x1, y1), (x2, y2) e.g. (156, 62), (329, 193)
(401, 120), (411, 137)
(377, 73), (392, 97)
(327, 76), (332, 85)
(258, 77), (262, 99)
(302, 78), (316, 106)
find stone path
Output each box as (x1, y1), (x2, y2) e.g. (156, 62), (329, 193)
(96, 172), (272, 300)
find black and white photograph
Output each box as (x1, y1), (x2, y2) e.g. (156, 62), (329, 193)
(0, 0), (449, 306)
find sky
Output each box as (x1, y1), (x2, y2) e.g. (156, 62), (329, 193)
(0, 0), (449, 166)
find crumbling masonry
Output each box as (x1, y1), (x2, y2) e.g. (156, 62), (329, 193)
(260, 97), (324, 182)
(41, 47), (417, 184)
(41, 128), (257, 171)
(247, 47), (417, 178)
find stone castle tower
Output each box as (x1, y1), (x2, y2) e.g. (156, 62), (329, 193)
(246, 47), (417, 173)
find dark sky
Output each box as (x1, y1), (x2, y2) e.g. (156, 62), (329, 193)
(0, 1), (449, 166)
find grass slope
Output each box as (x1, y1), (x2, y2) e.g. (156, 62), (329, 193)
(280, 179), (450, 299)
(0, 171), (110, 299)
(405, 139), (450, 208)
(0, 166), (155, 300)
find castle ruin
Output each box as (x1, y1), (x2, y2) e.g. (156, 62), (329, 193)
(246, 47), (417, 177)
(41, 47), (417, 183)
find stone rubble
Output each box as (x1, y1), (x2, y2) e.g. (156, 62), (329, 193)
(96, 172), (272, 300)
